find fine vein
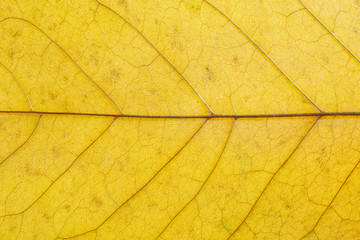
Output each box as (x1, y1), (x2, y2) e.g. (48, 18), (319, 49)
(299, 0), (360, 63)
(227, 117), (320, 239)
(1, 118), (115, 218)
(203, 0), (323, 113)
(0, 17), (125, 115)
(57, 119), (208, 239)
(96, 0), (215, 114)
(299, 154), (360, 239)
(155, 119), (236, 239)
(0, 62), (33, 111)
(0, 115), (41, 165)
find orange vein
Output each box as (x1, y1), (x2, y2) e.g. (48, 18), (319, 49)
(96, 0), (215, 115)
(0, 17), (124, 115)
(0, 62), (33, 111)
(1, 118), (115, 217)
(0, 115), (41, 165)
(57, 119), (208, 239)
(227, 117), (320, 240)
(299, 0), (360, 63)
(155, 119), (236, 239)
(203, 0), (323, 113)
(300, 154), (360, 239)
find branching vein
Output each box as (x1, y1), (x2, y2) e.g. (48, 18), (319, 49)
(299, 0), (360, 63)
(96, 0), (215, 115)
(155, 119), (236, 239)
(56, 119), (208, 239)
(0, 115), (41, 165)
(0, 18), (125, 115)
(227, 117), (320, 240)
(203, 0), (323, 113)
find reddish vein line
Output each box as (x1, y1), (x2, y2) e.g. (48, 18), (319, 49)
(300, 154), (360, 239)
(0, 17), (124, 115)
(203, 0), (323, 113)
(1, 110), (360, 118)
(227, 117), (320, 240)
(57, 119), (208, 239)
(155, 119), (236, 239)
(298, 0), (360, 63)
(0, 62), (33, 110)
(96, 0), (214, 115)
(1, 118), (116, 218)
(0, 115), (41, 165)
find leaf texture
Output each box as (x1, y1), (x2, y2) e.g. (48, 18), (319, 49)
(0, 0), (360, 239)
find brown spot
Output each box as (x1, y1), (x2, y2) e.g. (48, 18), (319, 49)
(48, 90), (57, 100)
(69, 190), (76, 197)
(156, 147), (162, 155)
(321, 56), (328, 64)
(118, 0), (128, 8)
(284, 200), (291, 209)
(233, 56), (238, 64)
(24, 163), (31, 174)
(92, 195), (103, 208)
(9, 225), (17, 232)
(42, 212), (50, 220)
(48, 23), (57, 31)
(149, 88), (157, 95)
(170, 27), (180, 47)
(62, 75), (69, 82)
(12, 128), (21, 139)
(280, 195), (291, 209)
(12, 31), (20, 39)
(90, 55), (99, 66)
(110, 69), (120, 77)
(7, 49), (16, 61)
(204, 65), (215, 82)
(52, 147), (61, 158)
(63, 204), (71, 211)
(324, 166), (331, 174)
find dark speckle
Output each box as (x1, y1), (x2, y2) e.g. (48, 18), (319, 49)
(92, 195), (103, 208)
(110, 69), (120, 77)
(48, 91), (57, 100)
(63, 204), (71, 211)
(42, 212), (50, 220)
(204, 65), (215, 81)
(233, 56), (238, 63)
(48, 23), (57, 31)
(9, 225), (17, 232)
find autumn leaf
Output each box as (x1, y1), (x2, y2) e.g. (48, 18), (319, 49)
(0, 0), (360, 239)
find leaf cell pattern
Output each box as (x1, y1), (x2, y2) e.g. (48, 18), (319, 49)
(0, 0), (360, 239)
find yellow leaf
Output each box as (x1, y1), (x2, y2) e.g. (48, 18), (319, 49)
(0, 0), (360, 239)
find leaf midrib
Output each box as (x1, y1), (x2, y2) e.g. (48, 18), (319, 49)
(1, 110), (360, 118)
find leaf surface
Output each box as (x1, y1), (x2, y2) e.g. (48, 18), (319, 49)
(0, 0), (360, 239)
